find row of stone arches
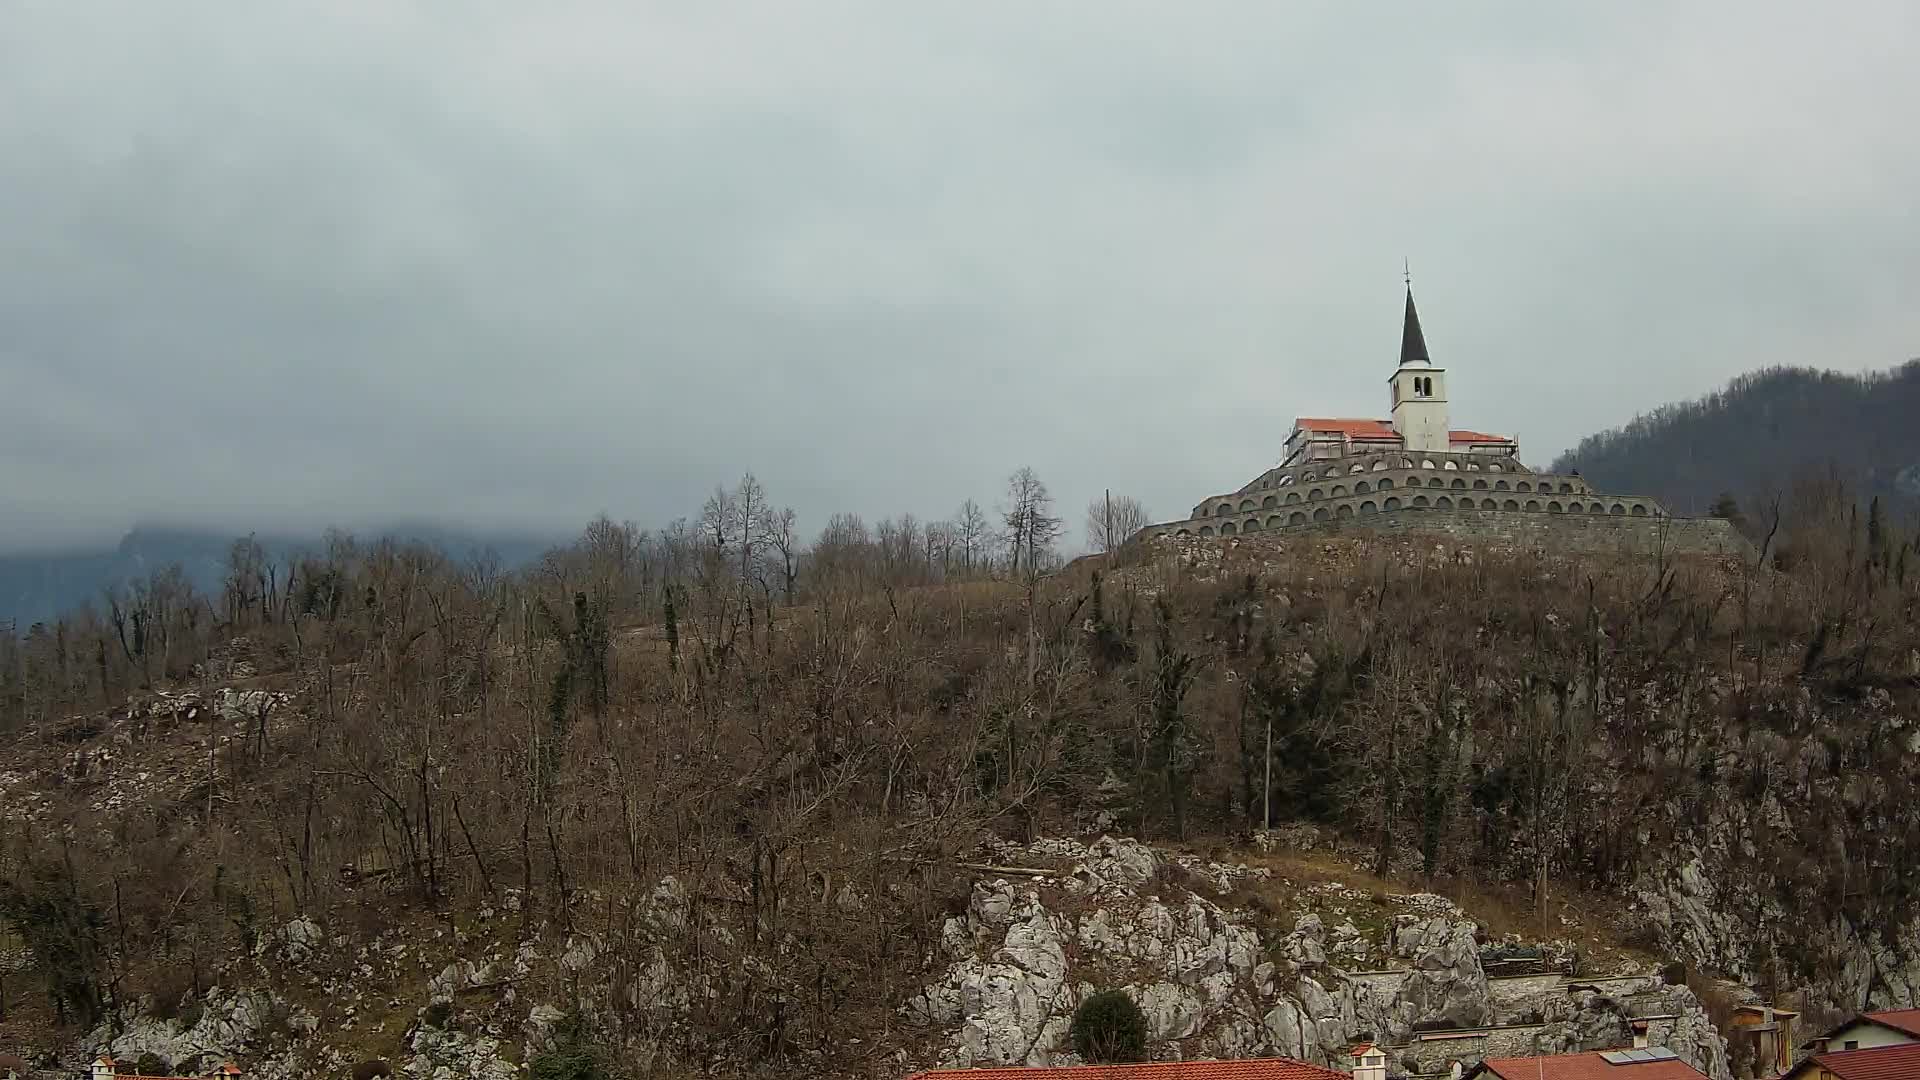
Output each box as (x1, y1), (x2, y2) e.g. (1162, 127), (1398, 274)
(1217, 475), (1588, 516)
(1293, 457), (1514, 481)
(1261, 454), (1521, 490)
(1175, 495), (1658, 538)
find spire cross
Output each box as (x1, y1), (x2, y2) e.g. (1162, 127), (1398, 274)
(1404, 258), (1411, 288)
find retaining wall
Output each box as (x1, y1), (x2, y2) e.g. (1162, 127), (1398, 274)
(1295, 507), (1750, 557)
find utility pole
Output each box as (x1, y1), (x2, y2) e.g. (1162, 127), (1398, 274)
(1263, 709), (1273, 832)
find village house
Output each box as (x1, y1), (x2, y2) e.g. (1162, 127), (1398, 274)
(904, 1055), (1351, 1080)
(1799, 1008), (1920, 1055)
(1779, 1008), (1920, 1080)
(1463, 1048), (1709, 1080)
(1781, 1041), (1920, 1080)
(89, 1057), (242, 1080)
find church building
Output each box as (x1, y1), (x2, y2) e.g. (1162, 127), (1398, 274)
(1133, 286), (1686, 544)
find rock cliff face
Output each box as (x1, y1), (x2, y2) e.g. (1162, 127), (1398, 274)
(910, 837), (1731, 1079)
(1624, 690), (1920, 1019)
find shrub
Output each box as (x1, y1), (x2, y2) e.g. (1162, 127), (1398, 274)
(423, 1001), (453, 1029)
(530, 1012), (609, 1080)
(135, 1052), (172, 1076)
(1070, 989), (1148, 1064)
(352, 1061), (394, 1080)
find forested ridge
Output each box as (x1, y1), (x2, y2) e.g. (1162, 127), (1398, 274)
(1553, 361), (1920, 514)
(1, 468), (1918, 1077)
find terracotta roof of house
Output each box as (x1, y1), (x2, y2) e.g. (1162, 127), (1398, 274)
(1474, 1050), (1708, 1080)
(1800, 1042), (1920, 1080)
(905, 1059), (1347, 1080)
(1865, 1008), (1920, 1038)
(1448, 430), (1514, 444)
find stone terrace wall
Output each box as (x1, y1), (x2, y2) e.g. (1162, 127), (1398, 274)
(1296, 507), (1750, 557)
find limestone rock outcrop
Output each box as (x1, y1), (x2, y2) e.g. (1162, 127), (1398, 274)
(909, 837), (1729, 1078)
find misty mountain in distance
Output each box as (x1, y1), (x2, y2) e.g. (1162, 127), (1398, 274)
(0, 523), (564, 627)
(1552, 361), (1920, 517)
(12, 362), (1920, 627)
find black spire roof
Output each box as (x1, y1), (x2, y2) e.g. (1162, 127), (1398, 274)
(1399, 286), (1431, 367)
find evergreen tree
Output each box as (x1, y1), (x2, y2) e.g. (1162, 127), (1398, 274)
(1071, 990), (1148, 1064)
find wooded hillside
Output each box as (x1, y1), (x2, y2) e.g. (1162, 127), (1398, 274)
(1552, 361), (1920, 515)
(2, 469), (1918, 1076)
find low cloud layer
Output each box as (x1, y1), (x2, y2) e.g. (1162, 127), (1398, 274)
(4, 2), (1917, 552)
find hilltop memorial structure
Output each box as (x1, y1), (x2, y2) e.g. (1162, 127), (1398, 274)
(1133, 286), (1747, 555)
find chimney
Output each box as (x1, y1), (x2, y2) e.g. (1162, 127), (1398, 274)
(1631, 1019), (1651, 1050)
(1352, 1043), (1388, 1080)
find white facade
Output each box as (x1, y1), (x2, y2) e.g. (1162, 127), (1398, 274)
(1389, 361), (1449, 454)
(1822, 1019), (1916, 1052)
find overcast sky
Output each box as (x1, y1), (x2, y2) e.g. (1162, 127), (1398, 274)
(3, 2), (1917, 554)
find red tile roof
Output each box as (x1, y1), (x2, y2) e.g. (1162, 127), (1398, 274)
(905, 1059), (1346, 1080)
(1295, 417), (1399, 439)
(92, 1060), (236, 1080)
(1865, 1008), (1920, 1038)
(1476, 1051), (1708, 1080)
(1292, 418), (1514, 446)
(1805, 1042), (1920, 1080)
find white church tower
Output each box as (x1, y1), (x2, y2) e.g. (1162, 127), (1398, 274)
(1388, 284), (1450, 453)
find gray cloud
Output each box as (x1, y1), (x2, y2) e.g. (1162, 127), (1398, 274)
(3, 1), (1917, 552)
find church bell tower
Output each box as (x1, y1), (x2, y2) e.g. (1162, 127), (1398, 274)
(1388, 283), (1449, 454)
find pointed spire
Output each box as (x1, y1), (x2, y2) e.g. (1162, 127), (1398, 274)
(1399, 284), (1431, 367)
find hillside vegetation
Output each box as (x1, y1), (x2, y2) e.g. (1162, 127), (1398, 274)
(1552, 361), (1920, 515)
(1, 470), (1918, 1076)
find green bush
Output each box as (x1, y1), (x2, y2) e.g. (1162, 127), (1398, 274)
(423, 1001), (453, 1029)
(1070, 989), (1148, 1064)
(134, 1052), (173, 1076)
(529, 1013), (609, 1080)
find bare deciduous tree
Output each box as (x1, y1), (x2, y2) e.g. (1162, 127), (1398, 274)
(1001, 467), (1062, 584)
(758, 505), (801, 606)
(1085, 493), (1151, 554)
(953, 499), (991, 577)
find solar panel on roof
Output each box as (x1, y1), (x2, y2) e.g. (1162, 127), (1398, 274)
(1599, 1047), (1680, 1066)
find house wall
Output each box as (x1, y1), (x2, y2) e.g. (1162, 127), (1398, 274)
(1824, 1021), (1915, 1051)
